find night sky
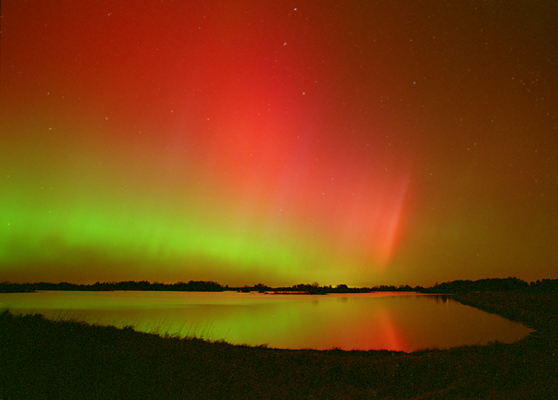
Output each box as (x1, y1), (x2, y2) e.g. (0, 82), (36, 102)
(1, 1), (557, 287)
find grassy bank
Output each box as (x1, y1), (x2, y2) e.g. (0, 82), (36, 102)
(1, 292), (557, 399)
(453, 291), (558, 333)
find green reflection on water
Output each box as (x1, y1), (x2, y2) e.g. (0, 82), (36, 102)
(0, 291), (533, 352)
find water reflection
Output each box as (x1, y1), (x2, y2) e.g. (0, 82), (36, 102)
(0, 291), (533, 352)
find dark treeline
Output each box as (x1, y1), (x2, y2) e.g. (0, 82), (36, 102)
(425, 277), (558, 294)
(266, 283), (419, 294)
(1, 277), (557, 294)
(0, 280), (416, 294)
(0, 280), (225, 293)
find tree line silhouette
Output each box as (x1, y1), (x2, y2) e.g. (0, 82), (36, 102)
(424, 277), (558, 294)
(1, 276), (557, 294)
(0, 280), (224, 293)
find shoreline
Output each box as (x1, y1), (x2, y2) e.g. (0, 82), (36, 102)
(1, 291), (557, 399)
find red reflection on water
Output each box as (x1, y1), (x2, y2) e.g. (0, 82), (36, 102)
(376, 310), (408, 352)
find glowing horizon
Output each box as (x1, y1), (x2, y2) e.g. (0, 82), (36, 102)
(1, 1), (557, 287)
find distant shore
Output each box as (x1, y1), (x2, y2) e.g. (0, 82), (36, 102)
(1, 288), (557, 399)
(2, 276), (555, 294)
(0, 280), (417, 294)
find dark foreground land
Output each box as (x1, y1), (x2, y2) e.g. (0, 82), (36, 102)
(1, 292), (557, 399)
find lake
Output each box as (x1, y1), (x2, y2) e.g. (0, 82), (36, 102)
(0, 291), (533, 352)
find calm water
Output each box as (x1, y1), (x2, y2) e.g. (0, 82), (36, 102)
(0, 291), (533, 352)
